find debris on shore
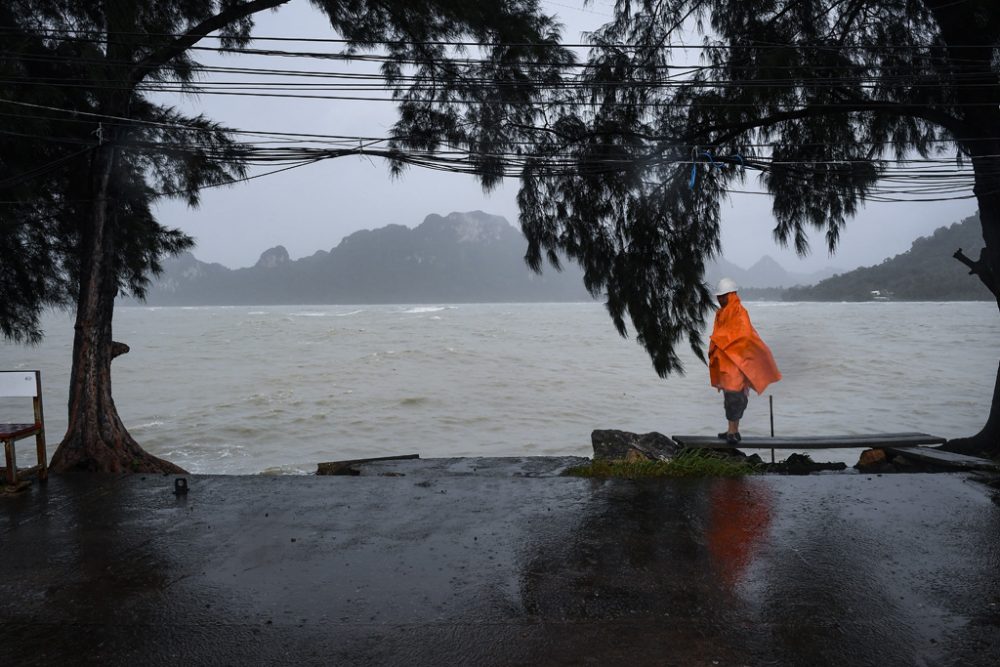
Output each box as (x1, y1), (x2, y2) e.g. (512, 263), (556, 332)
(590, 429), (845, 475)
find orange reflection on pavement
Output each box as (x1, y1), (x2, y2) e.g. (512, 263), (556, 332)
(706, 478), (774, 589)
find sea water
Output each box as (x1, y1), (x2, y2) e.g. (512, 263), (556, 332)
(2, 301), (997, 474)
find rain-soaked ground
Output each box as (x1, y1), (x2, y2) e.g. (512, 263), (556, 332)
(1, 458), (999, 666)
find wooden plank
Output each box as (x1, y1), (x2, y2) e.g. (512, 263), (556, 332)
(317, 454), (419, 476)
(672, 432), (946, 449)
(885, 446), (1000, 472)
(0, 423), (41, 440)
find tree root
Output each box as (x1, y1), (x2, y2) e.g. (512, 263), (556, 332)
(50, 431), (187, 474)
(941, 433), (999, 459)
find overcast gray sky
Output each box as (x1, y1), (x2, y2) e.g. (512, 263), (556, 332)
(153, 0), (977, 272)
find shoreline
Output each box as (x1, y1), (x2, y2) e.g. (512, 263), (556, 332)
(9, 302), (996, 475)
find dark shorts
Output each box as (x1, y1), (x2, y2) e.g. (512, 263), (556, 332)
(723, 390), (748, 421)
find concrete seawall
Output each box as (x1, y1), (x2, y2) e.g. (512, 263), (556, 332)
(2, 459), (998, 665)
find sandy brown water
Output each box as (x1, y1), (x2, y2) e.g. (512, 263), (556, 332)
(2, 301), (997, 473)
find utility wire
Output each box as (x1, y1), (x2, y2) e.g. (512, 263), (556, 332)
(6, 26), (998, 50)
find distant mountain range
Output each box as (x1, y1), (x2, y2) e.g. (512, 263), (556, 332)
(785, 213), (992, 301)
(138, 212), (587, 305)
(706, 255), (837, 289)
(132, 211), (838, 306)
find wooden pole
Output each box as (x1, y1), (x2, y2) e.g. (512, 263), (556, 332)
(769, 395), (775, 464)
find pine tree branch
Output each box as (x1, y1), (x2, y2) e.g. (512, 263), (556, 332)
(829, 0), (867, 45)
(127, 0), (291, 89)
(692, 100), (965, 148)
(954, 247), (999, 297)
(953, 247), (979, 273)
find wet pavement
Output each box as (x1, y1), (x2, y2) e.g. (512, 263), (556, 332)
(1, 461), (999, 666)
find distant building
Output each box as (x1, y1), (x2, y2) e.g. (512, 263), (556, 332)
(870, 290), (892, 301)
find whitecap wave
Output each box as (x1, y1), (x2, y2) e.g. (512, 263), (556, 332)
(403, 306), (446, 313)
(334, 309), (364, 317)
(158, 442), (250, 474)
(291, 311), (328, 317)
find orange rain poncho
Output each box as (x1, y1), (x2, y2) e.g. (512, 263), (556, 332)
(708, 293), (782, 394)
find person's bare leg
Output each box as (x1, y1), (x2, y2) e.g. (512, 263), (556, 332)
(728, 419), (740, 434)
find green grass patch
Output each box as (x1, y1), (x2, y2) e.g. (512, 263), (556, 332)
(565, 449), (759, 479)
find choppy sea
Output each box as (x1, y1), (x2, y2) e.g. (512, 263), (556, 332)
(2, 302), (997, 474)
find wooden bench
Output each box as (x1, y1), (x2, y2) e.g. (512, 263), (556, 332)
(0, 370), (48, 487)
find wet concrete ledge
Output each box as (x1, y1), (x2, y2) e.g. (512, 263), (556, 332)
(1, 461), (998, 666)
(337, 455), (591, 477)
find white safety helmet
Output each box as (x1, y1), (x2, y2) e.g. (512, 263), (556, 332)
(715, 277), (739, 296)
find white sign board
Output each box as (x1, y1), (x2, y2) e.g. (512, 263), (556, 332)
(0, 371), (39, 397)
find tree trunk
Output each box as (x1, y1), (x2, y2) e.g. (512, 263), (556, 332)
(944, 362), (1000, 458)
(942, 153), (1000, 458)
(922, 1), (1000, 458)
(49, 142), (185, 474)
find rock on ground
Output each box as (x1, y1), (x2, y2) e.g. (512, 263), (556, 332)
(591, 429), (681, 461)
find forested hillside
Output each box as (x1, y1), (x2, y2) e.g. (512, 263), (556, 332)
(785, 214), (991, 301)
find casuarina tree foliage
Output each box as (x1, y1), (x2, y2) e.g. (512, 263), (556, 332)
(5, 0), (1000, 469)
(407, 0), (1000, 455)
(0, 0), (568, 472)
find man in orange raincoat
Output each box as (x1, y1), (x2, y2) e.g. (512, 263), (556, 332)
(709, 278), (781, 444)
